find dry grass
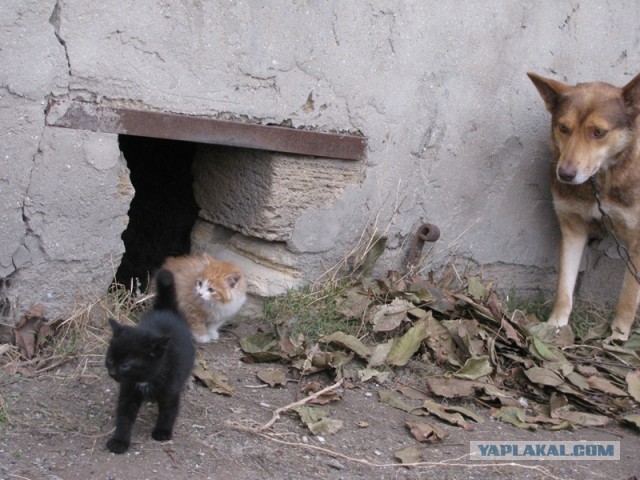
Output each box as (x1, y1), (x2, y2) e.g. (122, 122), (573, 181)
(0, 279), (154, 377)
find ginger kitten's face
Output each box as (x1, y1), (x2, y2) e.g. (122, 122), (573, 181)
(195, 272), (242, 303)
(195, 278), (217, 302)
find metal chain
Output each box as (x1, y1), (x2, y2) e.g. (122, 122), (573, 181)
(589, 176), (640, 284)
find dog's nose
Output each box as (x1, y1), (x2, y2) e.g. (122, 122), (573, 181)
(557, 165), (577, 183)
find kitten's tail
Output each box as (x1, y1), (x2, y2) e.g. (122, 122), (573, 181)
(154, 268), (180, 313)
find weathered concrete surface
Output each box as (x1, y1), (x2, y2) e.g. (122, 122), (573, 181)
(0, 0), (68, 285)
(2, 0), (640, 319)
(8, 128), (133, 317)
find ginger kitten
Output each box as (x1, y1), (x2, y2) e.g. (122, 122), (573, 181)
(162, 253), (247, 343)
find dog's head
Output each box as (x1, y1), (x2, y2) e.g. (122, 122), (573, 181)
(528, 72), (640, 185)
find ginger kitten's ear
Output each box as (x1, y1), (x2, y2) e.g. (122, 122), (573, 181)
(225, 273), (242, 289)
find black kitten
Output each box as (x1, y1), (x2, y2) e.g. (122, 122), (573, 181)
(105, 269), (195, 454)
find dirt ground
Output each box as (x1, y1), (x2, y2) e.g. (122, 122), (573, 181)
(1, 316), (639, 480)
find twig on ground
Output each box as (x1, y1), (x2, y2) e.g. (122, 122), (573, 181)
(258, 378), (344, 431)
(229, 422), (568, 480)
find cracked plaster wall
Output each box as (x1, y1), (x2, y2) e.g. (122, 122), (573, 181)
(1, 1), (133, 318)
(2, 1), (640, 319)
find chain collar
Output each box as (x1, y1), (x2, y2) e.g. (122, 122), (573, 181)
(589, 175), (640, 284)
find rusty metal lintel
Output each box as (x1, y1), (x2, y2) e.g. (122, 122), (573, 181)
(45, 99), (367, 161)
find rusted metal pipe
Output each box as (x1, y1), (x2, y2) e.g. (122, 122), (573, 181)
(406, 223), (440, 271)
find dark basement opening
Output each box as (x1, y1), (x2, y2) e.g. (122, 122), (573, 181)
(115, 135), (199, 290)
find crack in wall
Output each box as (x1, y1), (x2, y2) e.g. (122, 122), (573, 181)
(1, 100), (48, 318)
(15, 131), (48, 274)
(49, 0), (71, 80)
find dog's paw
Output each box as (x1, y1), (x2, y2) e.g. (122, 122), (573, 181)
(152, 429), (173, 442)
(604, 331), (629, 345)
(107, 438), (130, 454)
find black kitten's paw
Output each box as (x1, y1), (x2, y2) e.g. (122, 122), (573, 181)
(152, 429), (172, 441)
(107, 438), (130, 454)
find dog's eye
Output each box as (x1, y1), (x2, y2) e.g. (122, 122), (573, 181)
(591, 128), (608, 139)
(557, 124), (571, 135)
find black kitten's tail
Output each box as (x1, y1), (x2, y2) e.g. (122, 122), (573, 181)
(154, 269), (180, 312)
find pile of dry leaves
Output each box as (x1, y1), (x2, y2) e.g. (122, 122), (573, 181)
(236, 265), (640, 444)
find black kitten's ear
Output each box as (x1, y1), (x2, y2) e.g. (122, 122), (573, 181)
(108, 318), (122, 336)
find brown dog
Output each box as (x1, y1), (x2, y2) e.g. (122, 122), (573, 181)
(528, 71), (640, 342)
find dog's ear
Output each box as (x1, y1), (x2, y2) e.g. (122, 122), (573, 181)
(527, 72), (567, 113)
(622, 73), (640, 114)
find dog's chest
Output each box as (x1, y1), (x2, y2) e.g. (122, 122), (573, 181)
(554, 196), (640, 232)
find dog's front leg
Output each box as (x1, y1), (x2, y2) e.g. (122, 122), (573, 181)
(610, 240), (640, 342)
(548, 218), (588, 327)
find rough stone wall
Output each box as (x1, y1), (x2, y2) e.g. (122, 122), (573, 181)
(2, 1), (640, 320)
(193, 146), (364, 246)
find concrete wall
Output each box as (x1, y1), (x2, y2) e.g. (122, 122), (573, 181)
(2, 0), (640, 319)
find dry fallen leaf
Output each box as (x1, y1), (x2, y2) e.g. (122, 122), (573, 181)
(379, 389), (426, 415)
(397, 385), (429, 401)
(453, 356), (493, 380)
(386, 318), (429, 366)
(586, 376), (629, 397)
(368, 298), (411, 332)
(406, 420), (448, 443)
(368, 339), (394, 367)
(622, 414), (640, 430)
(492, 406), (538, 431)
(13, 304), (48, 360)
(301, 380), (322, 394)
(394, 446), (422, 464)
(192, 367), (235, 396)
(422, 398), (477, 430)
(322, 332), (370, 359)
(257, 369), (288, 388)
(335, 286), (372, 319)
(626, 370), (640, 402)
(308, 417), (343, 435)
(523, 367), (565, 387)
(557, 410), (610, 427)
(425, 376), (483, 398)
(294, 406), (328, 425)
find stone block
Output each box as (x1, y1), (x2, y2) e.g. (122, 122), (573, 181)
(192, 146), (363, 243)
